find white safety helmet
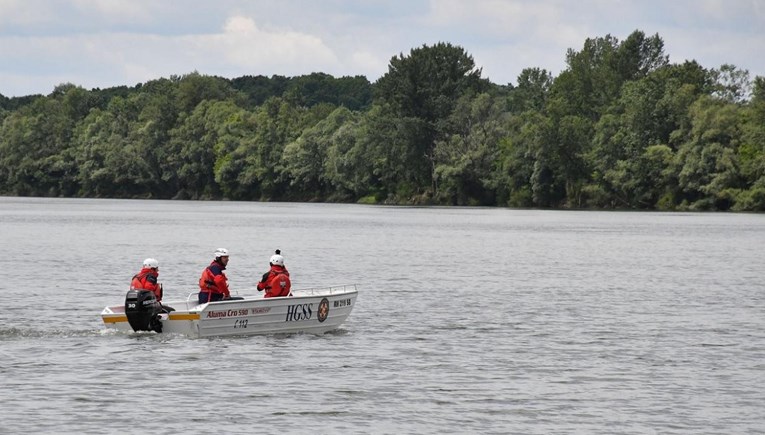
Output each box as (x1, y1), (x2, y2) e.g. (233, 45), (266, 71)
(269, 249), (284, 266)
(214, 248), (229, 258)
(143, 258), (159, 269)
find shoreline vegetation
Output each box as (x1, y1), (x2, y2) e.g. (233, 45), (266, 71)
(2, 30), (764, 211)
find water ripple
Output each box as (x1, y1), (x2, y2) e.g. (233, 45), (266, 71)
(1, 199), (764, 434)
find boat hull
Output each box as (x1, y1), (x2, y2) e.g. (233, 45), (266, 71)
(101, 285), (358, 338)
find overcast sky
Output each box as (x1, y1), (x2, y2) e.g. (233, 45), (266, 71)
(1, 0), (763, 97)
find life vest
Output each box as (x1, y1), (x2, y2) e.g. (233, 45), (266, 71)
(261, 266), (291, 298)
(199, 261), (229, 296)
(131, 268), (161, 301)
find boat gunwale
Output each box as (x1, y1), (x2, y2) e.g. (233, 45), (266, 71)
(100, 284), (358, 332)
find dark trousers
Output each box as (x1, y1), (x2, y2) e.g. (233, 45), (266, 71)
(198, 292), (225, 304)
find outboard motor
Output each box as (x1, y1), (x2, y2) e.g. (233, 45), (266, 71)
(125, 289), (163, 333)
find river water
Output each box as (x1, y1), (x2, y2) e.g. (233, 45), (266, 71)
(0, 197), (763, 434)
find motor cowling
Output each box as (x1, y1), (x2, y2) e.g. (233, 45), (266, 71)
(125, 289), (163, 333)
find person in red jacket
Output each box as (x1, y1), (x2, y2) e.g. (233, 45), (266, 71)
(257, 249), (291, 298)
(131, 258), (163, 301)
(198, 248), (231, 304)
(131, 258), (174, 312)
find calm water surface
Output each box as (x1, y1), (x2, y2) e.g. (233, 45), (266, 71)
(0, 197), (763, 434)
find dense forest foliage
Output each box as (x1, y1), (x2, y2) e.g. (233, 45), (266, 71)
(2, 30), (764, 210)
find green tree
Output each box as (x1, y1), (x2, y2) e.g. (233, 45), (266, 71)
(72, 96), (158, 197)
(496, 111), (554, 207)
(551, 30), (668, 121)
(71, 89), (180, 198)
(711, 64), (752, 103)
(374, 42), (486, 198)
(602, 144), (675, 208)
(166, 100), (247, 199)
(588, 61), (712, 208)
(214, 97), (310, 201)
(282, 106), (357, 200)
(508, 68), (552, 113)
(676, 95), (743, 209)
(0, 89), (82, 196)
(734, 76), (765, 210)
(285, 73), (372, 110)
(130, 79), (182, 197)
(210, 106), (259, 200)
(322, 110), (371, 201)
(613, 31), (669, 82)
(174, 72), (238, 114)
(355, 103), (430, 202)
(433, 93), (509, 205)
(230, 74), (290, 109)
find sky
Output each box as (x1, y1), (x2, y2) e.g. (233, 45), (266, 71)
(1, 0), (764, 97)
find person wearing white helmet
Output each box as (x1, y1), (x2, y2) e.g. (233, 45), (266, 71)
(257, 249), (291, 298)
(131, 258), (163, 302)
(198, 248), (231, 304)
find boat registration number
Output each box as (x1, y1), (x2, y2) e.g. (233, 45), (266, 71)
(333, 298), (352, 308)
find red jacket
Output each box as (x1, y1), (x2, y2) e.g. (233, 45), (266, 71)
(131, 268), (162, 301)
(257, 265), (291, 298)
(199, 260), (230, 298)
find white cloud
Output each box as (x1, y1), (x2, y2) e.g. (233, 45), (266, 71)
(421, 0), (590, 83)
(424, 0), (765, 84)
(0, 0), (55, 27)
(349, 50), (388, 79)
(0, 0), (763, 97)
(207, 15), (338, 71)
(0, 13), (345, 95)
(428, 0), (561, 36)
(70, 0), (151, 22)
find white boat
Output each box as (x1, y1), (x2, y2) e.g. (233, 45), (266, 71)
(101, 285), (358, 338)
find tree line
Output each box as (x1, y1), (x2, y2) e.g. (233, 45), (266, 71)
(2, 30), (764, 210)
